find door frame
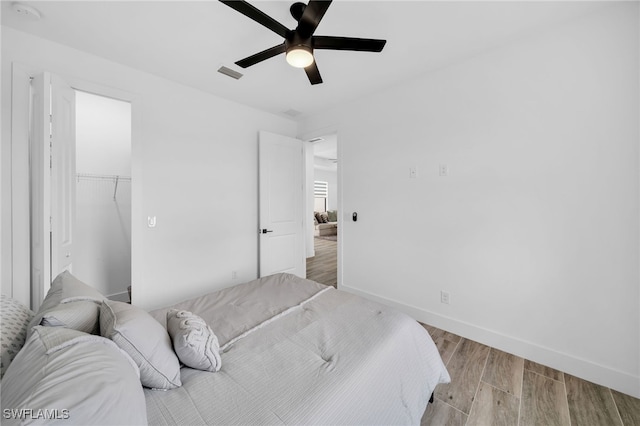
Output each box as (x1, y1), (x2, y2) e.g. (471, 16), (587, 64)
(8, 62), (141, 309)
(299, 127), (342, 289)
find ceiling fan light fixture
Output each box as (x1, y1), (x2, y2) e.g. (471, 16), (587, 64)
(286, 46), (314, 68)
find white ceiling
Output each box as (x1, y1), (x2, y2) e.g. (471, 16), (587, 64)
(1, 1), (611, 120)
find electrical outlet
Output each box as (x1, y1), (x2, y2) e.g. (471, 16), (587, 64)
(231, 271), (238, 280)
(409, 166), (418, 179)
(439, 164), (449, 177)
(441, 291), (450, 304)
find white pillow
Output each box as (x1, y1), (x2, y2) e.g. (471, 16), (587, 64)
(100, 300), (181, 389)
(1, 326), (147, 426)
(167, 309), (222, 372)
(27, 270), (104, 338)
(0, 295), (34, 378)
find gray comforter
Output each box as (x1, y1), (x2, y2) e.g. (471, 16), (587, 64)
(146, 274), (450, 425)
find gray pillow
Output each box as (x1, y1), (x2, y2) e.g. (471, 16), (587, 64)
(1, 326), (147, 426)
(27, 270), (104, 338)
(100, 300), (181, 389)
(0, 295), (34, 378)
(167, 309), (221, 372)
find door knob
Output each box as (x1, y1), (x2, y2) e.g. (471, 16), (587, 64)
(261, 229), (274, 234)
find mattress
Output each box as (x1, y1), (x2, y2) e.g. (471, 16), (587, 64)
(145, 273), (450, 425)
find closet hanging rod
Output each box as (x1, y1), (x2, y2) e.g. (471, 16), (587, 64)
(76, 173), (131, 181)
(76, 173), (131, 200)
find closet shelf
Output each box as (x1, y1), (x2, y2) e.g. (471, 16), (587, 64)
(76, 173), (131, 200)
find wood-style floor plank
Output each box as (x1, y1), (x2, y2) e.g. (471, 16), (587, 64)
(421, 399), (467, 426)
(420, 323), (461, 366)
(424, 325), (639, 426)
(306, 237), (336, 287)
(428, 327), (462, 344)
(520, 370), (570, 426)
(524, 359), (564, 382)
(565, 373), (622, 426)
(434, 338), (490, 414)
(482, 348), (524, 398)
(611, 389), (640, 426)
(466, 382), (520, 426)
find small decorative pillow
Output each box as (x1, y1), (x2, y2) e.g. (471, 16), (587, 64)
(167, 309), (221, 372)
(2, 326), (147, 425)
(0, 295), (34, 378)
(100, 300), (182, 389)
(27, 270), (105, 338)
(327, 210), (337, 222)
(320, 212), (329, 223)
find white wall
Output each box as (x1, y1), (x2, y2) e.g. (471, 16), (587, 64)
(75, 92), (132, 299)
(300, 4), (639, 397)
(1, 27), (297, 310)
(76, 91), (131, 176)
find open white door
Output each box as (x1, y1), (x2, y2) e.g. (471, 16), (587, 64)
(50, 75), (76, 278)
(258, 131), (305, 278)
(30, 73), (76, 308)
(30, 73), (52, 308)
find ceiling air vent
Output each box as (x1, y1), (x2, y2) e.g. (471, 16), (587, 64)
(283, 109), (302, 118)
(217, 66), (243, 80)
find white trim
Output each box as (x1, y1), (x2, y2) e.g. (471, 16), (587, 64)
(106, 291), (130, 303)
(341, 283), (640, 399)
(9, 63), (35, 306)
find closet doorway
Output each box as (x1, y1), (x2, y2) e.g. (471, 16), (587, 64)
(75, 91), (132, 302)
(306, 134), (338, 287)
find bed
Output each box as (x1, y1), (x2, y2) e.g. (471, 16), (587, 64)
(1, 272), (450, 425)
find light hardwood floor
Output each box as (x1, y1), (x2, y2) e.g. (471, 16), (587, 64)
(421, 324), (640, 426)
(306, 237), (337, 287)
(305, 237), (640, 425)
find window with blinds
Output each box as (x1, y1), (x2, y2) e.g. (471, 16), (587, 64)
(314, 181), (328, 198)
(314, 181), (328, 212)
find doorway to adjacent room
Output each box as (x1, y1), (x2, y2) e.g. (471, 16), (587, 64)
(306, 134), (338, 287)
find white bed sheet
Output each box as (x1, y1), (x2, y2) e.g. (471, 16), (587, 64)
(145, 274), (450, 425)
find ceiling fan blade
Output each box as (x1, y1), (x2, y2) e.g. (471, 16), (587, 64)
(236, 44), (286, 68)
(313, 36), (386, 52)
(305, 62), (323, 85)
(219, 1), (289, 38)
(297, 0), (332, 38)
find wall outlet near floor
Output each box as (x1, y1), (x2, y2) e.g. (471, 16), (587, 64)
(441, 290), (450, 304)
(231, 271), (238, 280)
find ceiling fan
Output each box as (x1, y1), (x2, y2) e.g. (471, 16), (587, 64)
(219, 0), (387, 85)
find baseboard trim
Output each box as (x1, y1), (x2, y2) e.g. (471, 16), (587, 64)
(341, 284), (640, 398)
(107, 291), (130, 303)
